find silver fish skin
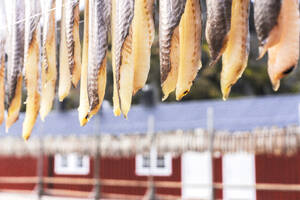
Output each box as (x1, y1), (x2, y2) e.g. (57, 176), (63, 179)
(65, 0), (79, 75)
(6, 0), (25, 107)
(0, 0), (7, 62)
(159, 0), (186, 83)
(205, 0), (232, 66)
(114, 0), (134, 92)
(254, 0), (281, 47)
(87, 0), (110, 111)
(24, 0), (41, 60)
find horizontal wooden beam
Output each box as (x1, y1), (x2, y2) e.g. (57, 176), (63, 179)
(0, 176), (300, 192)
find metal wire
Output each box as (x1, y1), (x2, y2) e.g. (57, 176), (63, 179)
(0, 1), (81, 31)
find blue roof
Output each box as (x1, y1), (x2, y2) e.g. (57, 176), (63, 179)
(1, 93), (300, 138)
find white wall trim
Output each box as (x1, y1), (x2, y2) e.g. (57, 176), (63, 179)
(135, 148), (172, 176)
(54, 153), (90, 175)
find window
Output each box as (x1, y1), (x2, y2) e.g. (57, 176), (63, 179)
(135, 148), (172, 176)
(54, 153), (90, 175)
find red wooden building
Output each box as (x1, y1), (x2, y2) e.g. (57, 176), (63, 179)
(0, 94), (300, 199)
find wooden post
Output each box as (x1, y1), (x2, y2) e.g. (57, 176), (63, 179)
(93, 139), (101, 200)
(298, 103), (300, 125)
(148, 114), (156, 200)
(207, 107), (215, 200)
(93, 114), (101, 200)
(36, 137), (44, 200)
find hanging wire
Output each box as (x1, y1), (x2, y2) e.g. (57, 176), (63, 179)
(0, 1), (83, 31)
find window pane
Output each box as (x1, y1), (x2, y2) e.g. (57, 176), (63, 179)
(61, 155), (68, 168)
(157, 155), (165, 168)
(77, 155), (83, 168)
(143, 155), (150, 168)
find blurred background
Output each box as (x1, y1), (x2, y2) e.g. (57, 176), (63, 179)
(0, 0), (300, 200)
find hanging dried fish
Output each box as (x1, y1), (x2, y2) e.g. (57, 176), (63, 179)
(65, 0), (81, 87)
(254, 0), (281, 59)
(221, 0), (250, 100)
(176, 0), (202, 100)
(78, 0), (89, 126)
(58, 0), (71, 101)
(206, 0), (232, 66)
(0, 0), (7, 125)
(112, 0), (134, 117)
(263, 0), (299, 91)
(132, 0), (155, 95)
(5, 0), (25, 131)
(23, 0), (42, 140)
(159, 0), (186, 100)
(40, 0), (57, 121)
(87, 0), (110, 118)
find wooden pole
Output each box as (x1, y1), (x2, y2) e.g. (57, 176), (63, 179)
(93, 140), (101, 200)
(298, 103), (300, 125)
(207, 107), (215, 200)
(36, 137), (44, 200)
(147, 114), (156, 200)
(93, 114), (101, 200)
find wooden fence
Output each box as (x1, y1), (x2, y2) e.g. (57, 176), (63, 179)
(0, 176), (300, 199)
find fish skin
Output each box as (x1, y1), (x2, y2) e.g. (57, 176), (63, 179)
(205, 0), (232, 66)
(221, 0), (250, 100)
(23, 0), (42, 140)
(111, 0), (120, 116)
(0, 0), (7, 125)
(40, 0), (57, 121)
(87, 0), (110, 118)
(176, 0), (202, 100)
(159, 0), (186, 100)
(0, 57), (4, 125)
(58, 0), (71, 101)
(5, 0), (25, 131)
(112, 0), (134, 117)
(78, 0), (89, 126)
(254, 0), (281, 56)
(267, 0), (299, 91)
(65, 0), (81, 87)
(132, 0), (155, 95)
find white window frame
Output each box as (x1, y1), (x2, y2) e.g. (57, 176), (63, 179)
(54, 153), (90, 175)
(135, 147), (172, 176)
